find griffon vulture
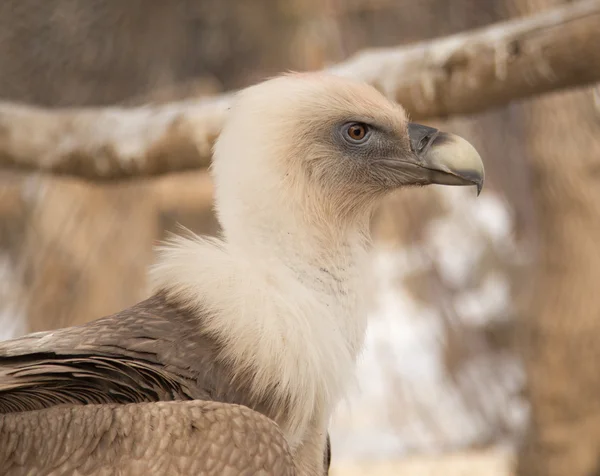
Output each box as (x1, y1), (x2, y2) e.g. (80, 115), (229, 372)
(0, 72), (484, 475)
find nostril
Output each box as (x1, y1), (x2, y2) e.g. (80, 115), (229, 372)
(417, 134), (433, 153)
(407, 122), (440, 156)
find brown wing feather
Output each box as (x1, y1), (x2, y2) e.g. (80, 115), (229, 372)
(0, 400), (296, 476)
(0, 293), (332, 474)
(0, 294), (234, 414)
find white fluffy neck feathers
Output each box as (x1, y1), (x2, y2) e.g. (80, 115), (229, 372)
(150, 221), (370, 446)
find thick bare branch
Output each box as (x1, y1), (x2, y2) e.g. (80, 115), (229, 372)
(1, 0), (599, 179)
(330, 0), (600, 119)
(0, 95), (232, 179)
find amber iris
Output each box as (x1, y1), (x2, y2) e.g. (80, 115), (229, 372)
(346, 123), (368, 141)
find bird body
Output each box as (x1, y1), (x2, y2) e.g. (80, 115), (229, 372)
(0, 401), (295, 476)
(0, 73), (484, 475)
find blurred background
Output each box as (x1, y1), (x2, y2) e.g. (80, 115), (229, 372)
(0, 1), (598, 475)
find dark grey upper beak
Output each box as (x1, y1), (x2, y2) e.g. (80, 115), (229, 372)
(408, 123), (485, 195)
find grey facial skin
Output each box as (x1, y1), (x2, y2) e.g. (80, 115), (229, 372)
(333, 120), (485, 196)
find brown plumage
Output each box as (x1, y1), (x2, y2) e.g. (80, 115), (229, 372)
(0, 72), (484, 475)
(0, 401), (294, 475)
(0, 294), (311, 475)
(0, 294), (273, 415)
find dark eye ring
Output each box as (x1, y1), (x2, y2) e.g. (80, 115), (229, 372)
(343, 122), (371, 143)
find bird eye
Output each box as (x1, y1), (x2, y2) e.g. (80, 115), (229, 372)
(344, 122), (370, 143)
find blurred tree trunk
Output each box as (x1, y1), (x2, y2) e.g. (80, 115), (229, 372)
(513, 1), (600, 475)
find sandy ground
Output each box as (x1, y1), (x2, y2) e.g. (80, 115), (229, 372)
(330, 449), (514, 476)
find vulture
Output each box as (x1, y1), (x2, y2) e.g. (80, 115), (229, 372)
(0, 72), (484, 475)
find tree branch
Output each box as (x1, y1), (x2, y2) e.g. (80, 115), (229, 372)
(331, 0), (600, 119)
(0, 95), (232, 179)
(1, 0), (599, 179)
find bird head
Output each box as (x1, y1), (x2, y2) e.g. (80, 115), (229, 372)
(212, 73), (484, 240)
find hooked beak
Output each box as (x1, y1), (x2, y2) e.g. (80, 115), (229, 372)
(407, 123), (485, 196)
